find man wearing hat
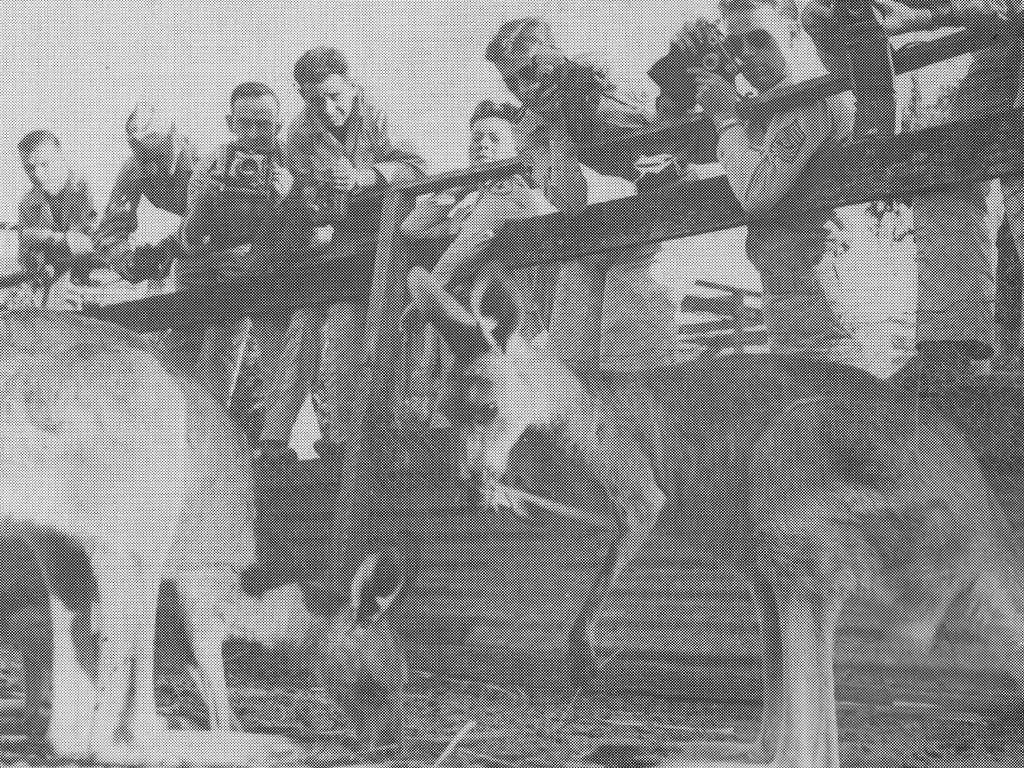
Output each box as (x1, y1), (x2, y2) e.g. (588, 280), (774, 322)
(95, 104), (201, 285)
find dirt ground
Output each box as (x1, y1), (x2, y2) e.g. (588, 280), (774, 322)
(0, 647), (1015, 768)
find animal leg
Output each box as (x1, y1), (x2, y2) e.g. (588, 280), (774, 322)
(88, 544), (176, 767)
(774, 588), (843, 768)
(44, 594), (97, 762)
(175, 570), (236, 731)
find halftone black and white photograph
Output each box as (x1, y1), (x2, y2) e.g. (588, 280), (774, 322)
(0, 0), (1018, 766)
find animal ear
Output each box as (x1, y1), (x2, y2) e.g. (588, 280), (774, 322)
(408, 267), (495, 360)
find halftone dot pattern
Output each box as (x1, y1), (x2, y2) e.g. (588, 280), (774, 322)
(1, 17), (1022, 768)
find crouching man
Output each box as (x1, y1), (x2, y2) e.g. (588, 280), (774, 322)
(16, 130), (99, 306)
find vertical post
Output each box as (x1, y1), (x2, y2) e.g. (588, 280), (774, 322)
(842, 0), (897, 142)
(334, 186), (416, 592)
(996, 215), (1022, 359)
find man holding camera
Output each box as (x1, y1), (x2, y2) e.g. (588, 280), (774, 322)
(485, 18), (681, 378)
(692, 0), (864, 386)
(179, 82), (294, 416)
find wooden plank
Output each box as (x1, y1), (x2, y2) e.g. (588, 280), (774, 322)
(678, 318), (739, 337)
(399, 159), (530, 197)
(479, 110), (1024, 270)
(332, 188), (415, 588)
(86, 108), (1020, 334)
(679, 294), (744, 317)
(579, 21), (1013, 167)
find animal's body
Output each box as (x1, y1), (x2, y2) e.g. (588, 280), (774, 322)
(0, 308), (407, 765)
(0, 308), (299, 765)
(407, 266), (1024, 768)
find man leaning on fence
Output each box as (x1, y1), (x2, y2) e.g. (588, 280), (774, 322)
(802, 0), (1019, 426)
(253, 47), (426, 474)
(485, 18), (679, 378)
(94, 104), (200, 287)
(691, 0), (869, 392)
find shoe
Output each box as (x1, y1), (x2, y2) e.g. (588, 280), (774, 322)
(917, 341), (992, 444)
(253, 440), (299, 480)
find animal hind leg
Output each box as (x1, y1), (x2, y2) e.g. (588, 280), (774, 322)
(175, 570), (237, 731)
(774, 587), (844, 768)
(44, 593), (98, 762)
(88, 543), (176, 766)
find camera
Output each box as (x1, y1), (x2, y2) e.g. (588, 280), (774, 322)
(220, 150), (274, 193)
(649, 19), (741, 120)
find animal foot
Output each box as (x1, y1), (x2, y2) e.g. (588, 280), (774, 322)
(157, 730), (307, 767)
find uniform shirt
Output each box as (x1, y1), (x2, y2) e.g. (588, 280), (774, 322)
(515, 87), (652, 213)
(285, 102), (425, 190)
(180, 141), (289, 288)
(18, 173), (98, 272)
(94, 136), (200, 278)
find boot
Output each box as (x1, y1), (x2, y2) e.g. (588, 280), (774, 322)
(314, 437), (346, 468)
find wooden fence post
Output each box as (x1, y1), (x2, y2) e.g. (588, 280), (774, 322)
(332, 186), (416, 596)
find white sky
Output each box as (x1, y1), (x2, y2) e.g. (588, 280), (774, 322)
(0, 0), (978, 360)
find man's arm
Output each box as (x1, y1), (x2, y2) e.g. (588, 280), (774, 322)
(718, 100), (835, 214)
(180, 154), (219, 256)
(803, 0), (1007, 59)
(365, 107), (428, 185)
(95, 159), (145, 277)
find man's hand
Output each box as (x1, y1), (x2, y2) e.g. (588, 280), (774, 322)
(692, 69), (740, 129)
(430, 188), (467, 208)
(325, 157), (377, 190)
(803, 0), (1005, 39)
(271, 165), (294, 199)
(65, 231), (96, 257)
(325, 156), (359, 190)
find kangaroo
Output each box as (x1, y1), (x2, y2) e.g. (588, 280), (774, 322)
(0, 308), (300, 766)
(406, 265), (1024, 768)
(171, 536), (414, 753)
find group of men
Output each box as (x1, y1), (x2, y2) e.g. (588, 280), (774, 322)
(11, 0), (1017, 479)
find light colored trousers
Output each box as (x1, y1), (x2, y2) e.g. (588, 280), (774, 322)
(910, 45), (1023, 357)
(258, 302), (368, 447)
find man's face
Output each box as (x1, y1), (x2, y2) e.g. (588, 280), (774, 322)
(228, 93), (282, 150)
(493, 38), (563, 111)
(468, 116), (518, 167)
(304, 73), (359, 132)
(722, 4), (795, 93)
(21, 141), (67, 196)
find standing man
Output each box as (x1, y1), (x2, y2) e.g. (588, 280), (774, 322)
(257, 47), (425, 471)
(180, 82), (294, 415)
(95, 105), (200, 285)
(692, 0), (862, 378)
(484, 18), (679, 378)
(802, 0), (1015, 425)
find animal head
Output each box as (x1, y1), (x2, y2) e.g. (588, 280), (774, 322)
(406, 266), (549, 512)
